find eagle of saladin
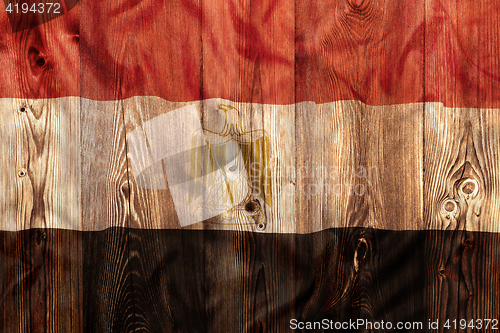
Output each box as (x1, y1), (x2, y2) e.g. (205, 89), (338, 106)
(188, 104), (271, 227)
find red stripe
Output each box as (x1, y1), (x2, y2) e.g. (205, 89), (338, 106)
(0, 0), (499, 107)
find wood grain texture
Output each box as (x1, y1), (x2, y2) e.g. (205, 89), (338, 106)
(423, 229), (500, 333)
(0, 99), (19, 228)
(0, 229), (83, 332)
(0, 7), (84, 332)
(2, 0), (498, 106)
(295, 101), (423, 232)
(1, 98), (498, 234)
(0, 0), (500, 332)
(122, 97), (188, 230)
(81, 98), (130, 230)
(0, 3), (80, 99)
(0, 98), (81, 231)
(1, 227), (498, 332)
(424, 103), (500, 232)
(123, 99), (423, 233)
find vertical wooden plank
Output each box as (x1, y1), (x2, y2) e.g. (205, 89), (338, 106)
(0, 1), (84, 329)
(473, 109), (500, 231)
(44, 229), (83, 332)
(78, 0), (137, 329)
(0, 231), (30, 333)
(294, 101), (359, 232)
(8, 4), (82, 331)
(423, 103), (467, 327)
(470, 232), (500, 327)
(6, 98), (81, 230)
(0, 99), (19, 230)
(291, 0), (426, 328)
(265, 104), (296, 233)
(83, 228), (136, 332)
(362, 103), (423, 230)
(81, 99), (130, 230)
(423, 103), (499, 232)
(198, 0), (297, 331)
(0, 229), (83, 333)
(0, 98), (83, 331)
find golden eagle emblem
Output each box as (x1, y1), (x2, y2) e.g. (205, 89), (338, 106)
(188, 105), (271, 228)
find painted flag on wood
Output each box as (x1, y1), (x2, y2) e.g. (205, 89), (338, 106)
(0, 0), (500, 332)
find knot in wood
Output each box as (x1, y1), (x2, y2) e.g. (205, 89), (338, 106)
(354, 237), (368, 272)
(121, 183), (130, 199)
(245, 199), (259, 213)
(459, 178), (479, 199)
(345, 0), (373, 17)
(348, 0), (366, 9)
(441, 199), (460, 223)
(36, 230), (47, 244)
(443, 199), (458, 214)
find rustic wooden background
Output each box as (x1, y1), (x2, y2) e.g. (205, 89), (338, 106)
(1, 0), (500, 331)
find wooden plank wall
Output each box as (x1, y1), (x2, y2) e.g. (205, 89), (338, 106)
(0, 0), (499, 332)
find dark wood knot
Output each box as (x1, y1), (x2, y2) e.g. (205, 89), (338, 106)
(245, 199), (260, 213)
(36, 230), (47, 244)
(121, 182), (130, 199)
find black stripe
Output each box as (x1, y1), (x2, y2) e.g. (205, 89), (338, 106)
(1, 227), (499, 332)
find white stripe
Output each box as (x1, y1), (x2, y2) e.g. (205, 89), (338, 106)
(0, 97), (498, 233)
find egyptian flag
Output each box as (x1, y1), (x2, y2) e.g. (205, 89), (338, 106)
(1, 0), (500, 331)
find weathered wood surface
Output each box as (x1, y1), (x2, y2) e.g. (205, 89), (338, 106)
(2, 0), (499, 107)
(2, 98), (498, 233)
(1, 228), (500, 332)
(0, 0), (500, 332)
(424, 105), (500, 232)
(0, 229), (83, 332)
(0, 98), (81, 230)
